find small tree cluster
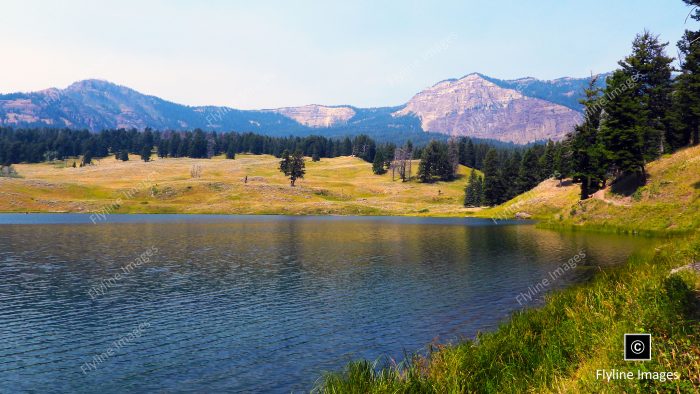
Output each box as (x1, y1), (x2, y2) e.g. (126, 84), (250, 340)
(417, 140), (456, 183)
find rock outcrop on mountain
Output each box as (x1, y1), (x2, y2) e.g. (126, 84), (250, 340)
(393, 74), (582, 144)
(271, 105), (355, 127)
(0, 73), (600, 144)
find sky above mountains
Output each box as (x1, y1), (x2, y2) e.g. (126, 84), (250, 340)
(0, 0), (692, 109)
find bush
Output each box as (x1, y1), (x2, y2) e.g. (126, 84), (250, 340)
(0, 165), (19, 178)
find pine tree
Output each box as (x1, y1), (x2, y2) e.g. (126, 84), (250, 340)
(570, 75), (608, 198)
(279, 149), (305, 186)
(372, 149), (387, 174)
(464, 168), (483, 207)
(140, 146), (151, 162)
(516, 148), (541, 193)
(502, 150), (521, 199)
(81, 151), (92, 166)
(538, 140), (555, 179)
(226, 144), (236, 159)
(417, 140), (454, 182)
(119, 149), (129, 161)
(189, 129), (208, 158)
(673, 3), (700, 147)
(482, 149), (504, 205)
(600, 31), (673, 184)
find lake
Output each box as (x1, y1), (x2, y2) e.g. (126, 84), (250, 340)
(0, 214), (649, 392)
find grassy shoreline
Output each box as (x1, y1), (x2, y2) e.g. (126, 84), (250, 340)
(317, 235), (700, 393)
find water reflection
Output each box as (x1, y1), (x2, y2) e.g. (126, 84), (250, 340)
(0, 215), (649, 393)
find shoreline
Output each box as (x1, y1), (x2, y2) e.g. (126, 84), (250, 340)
(318, 234), (700, 392)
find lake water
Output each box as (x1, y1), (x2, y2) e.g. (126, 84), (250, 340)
(0, 214), (649, 393)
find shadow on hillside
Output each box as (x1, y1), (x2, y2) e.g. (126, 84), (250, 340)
(693, 181), (700, 189)
(610, 173), (645, 196)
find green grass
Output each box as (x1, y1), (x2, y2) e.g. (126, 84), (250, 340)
(316, 236), (700, 393)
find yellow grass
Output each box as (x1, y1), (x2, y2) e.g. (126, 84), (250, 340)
(476, 178), (581, 221)
(0, 154), (482, 216)
(477, 144), (700, 234)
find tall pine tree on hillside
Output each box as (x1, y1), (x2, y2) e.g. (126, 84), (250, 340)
(570, 75), (609, 199)
(482, 149), (504, 206)
(673, 0), (700, 147)
(599, 31), (673, 183)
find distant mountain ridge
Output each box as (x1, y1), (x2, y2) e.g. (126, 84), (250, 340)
(0, 73), (605, 144)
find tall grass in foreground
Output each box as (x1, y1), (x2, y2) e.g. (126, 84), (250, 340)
(316, 237), (700, 393)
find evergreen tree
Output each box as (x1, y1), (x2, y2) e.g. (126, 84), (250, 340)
(417, 140), (454, 182)
(279, 149), (305, 186)
(600, 31), (673, 184)
(465, 139), (476, 168)
(372, 149), (387, 174)
(482, 149), (504, 205)
(552, 141), (571, 186)
(189, 129), (208, 158)
(538, 140), (555, 179)
(169, 133), (181, 157)
(464, 168), (483, 207)
(673, 3), (700, 147)
(226, 143), (236, 159)
(503, 150), (522, 199)
(119, 149), (129, 161)
(140, 146), (151, 162)
(516, 148), (541, 193)
(570, 75), (608, 198)
(82, 150), (92, 166)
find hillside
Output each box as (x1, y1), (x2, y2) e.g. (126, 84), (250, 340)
(0, 73), (601, 144)
(479, 144), (700, 234)
(0, 155), (478, 216)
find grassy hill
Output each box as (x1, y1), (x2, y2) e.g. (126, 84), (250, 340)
(0, 154), (480, 216)
(479, 144), (700, 235)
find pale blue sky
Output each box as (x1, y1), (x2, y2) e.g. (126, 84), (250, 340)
(0, 0), (692, 108)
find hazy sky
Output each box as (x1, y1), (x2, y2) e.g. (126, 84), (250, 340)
(0, 0), (692, 109)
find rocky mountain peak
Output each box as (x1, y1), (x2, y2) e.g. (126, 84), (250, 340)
(393, 73), (582, 144)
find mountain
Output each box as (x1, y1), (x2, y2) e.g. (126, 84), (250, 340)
(0, 73), (604, 144)
(393, 73), (583, 144)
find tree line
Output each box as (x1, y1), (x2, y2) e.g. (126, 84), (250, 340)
(0, 128), (387, 165)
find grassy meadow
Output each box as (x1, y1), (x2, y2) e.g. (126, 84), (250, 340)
(0, 154), (480, 216)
